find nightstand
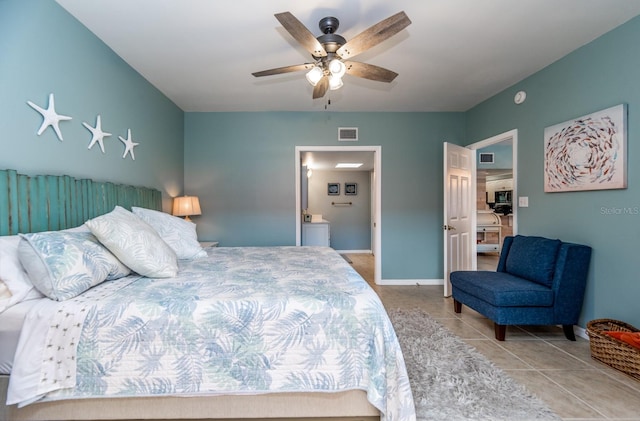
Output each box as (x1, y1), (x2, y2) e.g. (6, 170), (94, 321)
(199, 241), (219, 248)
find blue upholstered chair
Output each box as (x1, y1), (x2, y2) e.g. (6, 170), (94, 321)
(450, 235), (592, 341)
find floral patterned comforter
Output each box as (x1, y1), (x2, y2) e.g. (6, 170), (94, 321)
(9, 246), (415, 420)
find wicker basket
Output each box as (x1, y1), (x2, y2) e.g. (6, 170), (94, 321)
(587, 318), (640, 381)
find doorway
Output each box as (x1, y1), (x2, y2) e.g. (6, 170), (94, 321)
(442, 130), (517, 296)
(295, 145), (382, 284)
(469, 129), (518, 265)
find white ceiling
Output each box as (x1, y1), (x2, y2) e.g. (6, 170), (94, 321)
(55, 0), (640, 113)
(302, 151), (375, 171)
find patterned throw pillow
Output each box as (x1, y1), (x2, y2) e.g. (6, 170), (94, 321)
(86, 206), (178, 278)
(132, 207), (206, 260)
(0, 226), (90, 309)
(18, 231), (131, 301)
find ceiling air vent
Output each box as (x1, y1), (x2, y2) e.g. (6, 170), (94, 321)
(479, 152), (494, 164)
(338, 127), (358, 141)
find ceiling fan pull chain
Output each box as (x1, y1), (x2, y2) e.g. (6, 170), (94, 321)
(325, 97), (332, 110)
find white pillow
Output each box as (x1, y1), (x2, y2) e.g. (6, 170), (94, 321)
(132, 207), (206, 260)
(85, 206), (178, 278)
(0, 235), (44, 313)
(18, 231), (131, 301)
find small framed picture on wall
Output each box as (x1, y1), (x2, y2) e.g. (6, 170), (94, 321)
(327, 183), (340, 195)
(345, 182), (358, 196)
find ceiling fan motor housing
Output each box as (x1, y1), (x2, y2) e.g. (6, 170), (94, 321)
(316, 17), (346, 57)
(316, 34), (346, 57)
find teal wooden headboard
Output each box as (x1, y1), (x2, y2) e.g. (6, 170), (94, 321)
(0, 169), (162, 236)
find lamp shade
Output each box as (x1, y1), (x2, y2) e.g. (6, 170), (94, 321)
(329, 74), (343, 90)
(328, 59), (346, 78)
(305, 66), (324, 86)
(172, 196), (201, 220)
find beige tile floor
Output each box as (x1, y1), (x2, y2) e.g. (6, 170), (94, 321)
(345, 253), (640, 421)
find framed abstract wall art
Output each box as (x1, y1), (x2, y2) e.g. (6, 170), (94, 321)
(544, 104), (627, 192)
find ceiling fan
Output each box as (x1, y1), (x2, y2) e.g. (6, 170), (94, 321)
(252, 11), (411, 99)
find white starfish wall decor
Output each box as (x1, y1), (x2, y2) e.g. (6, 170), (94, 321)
(26, 93), (72, 141)
(82, 115), (112, 153)
(118, 129), (139, 160)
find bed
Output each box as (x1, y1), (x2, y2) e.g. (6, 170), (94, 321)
(0, 169), (415, 421)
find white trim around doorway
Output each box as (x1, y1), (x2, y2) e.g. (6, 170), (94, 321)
(295, 145), (382, 284)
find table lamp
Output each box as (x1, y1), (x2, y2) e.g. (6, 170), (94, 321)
(172, 195), (201, 221)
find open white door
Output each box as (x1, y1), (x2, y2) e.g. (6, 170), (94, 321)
(443, 142), (474, 296)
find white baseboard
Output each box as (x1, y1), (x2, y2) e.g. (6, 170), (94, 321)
(575, 324), (589, 340)
(377, 278), (444, 286)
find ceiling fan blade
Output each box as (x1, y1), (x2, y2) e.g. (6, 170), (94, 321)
(336, 11), (411, 60)
(312, 76), (329, 99)
(252, 63), (314, 77)
(275, 12), (327, 58)
(344, 61), (398, 83)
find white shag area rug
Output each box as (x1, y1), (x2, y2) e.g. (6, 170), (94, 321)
(388, 308), (561, 421)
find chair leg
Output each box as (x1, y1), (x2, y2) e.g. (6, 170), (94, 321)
(563, 324), (576, 341)
(453, 299), (462, 313)
(494, 323), (506, 341)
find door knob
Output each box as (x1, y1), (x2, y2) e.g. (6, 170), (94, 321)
(443, 224), (456, 231)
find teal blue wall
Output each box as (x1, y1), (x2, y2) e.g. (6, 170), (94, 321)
(184, 112), (465, 279)
(0, 0), (184, 211)
(466, 16), (640, 328)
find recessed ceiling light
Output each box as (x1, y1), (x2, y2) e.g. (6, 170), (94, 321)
(335, 163), (363, 168)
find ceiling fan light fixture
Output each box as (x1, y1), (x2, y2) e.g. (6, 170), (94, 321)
(305, 66), (323, 86)
(329, 74), (343, 90)
(253, 11), (411, 99)
(328, 59), (346, 78)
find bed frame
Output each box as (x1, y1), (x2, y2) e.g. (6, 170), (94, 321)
(0, 169), (162, 236)
(0, 169), (380, 420)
